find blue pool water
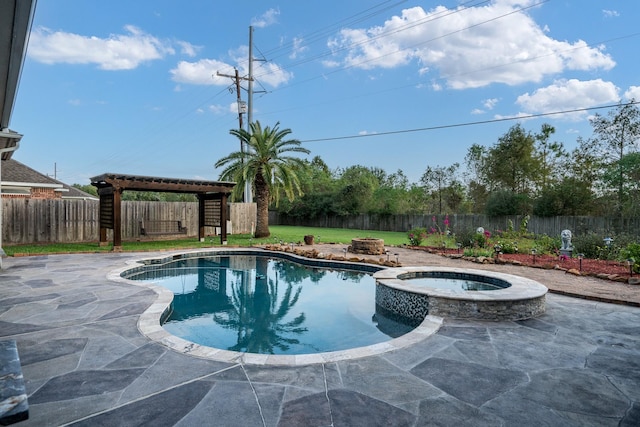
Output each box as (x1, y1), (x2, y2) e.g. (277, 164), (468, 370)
(407, 277), (504, 292)
(124, 254), (416, 355)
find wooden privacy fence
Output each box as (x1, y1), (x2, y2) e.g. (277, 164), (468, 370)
(268, 212), (640, 239)
(3, 198), (638, 245)
(1, 199), (256, 245)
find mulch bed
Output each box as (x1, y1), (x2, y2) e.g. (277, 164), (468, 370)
(413, 246), (635, 281)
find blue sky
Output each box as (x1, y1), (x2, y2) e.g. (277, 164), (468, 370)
(10, 0), (640, 186)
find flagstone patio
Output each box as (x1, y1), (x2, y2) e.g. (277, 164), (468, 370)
(1, 248), (639, 426)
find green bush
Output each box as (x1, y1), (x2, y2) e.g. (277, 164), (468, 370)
(473, 231), (489, 248)
(571, 232), (632, 260)
(463, 248), (493, 257)
(571, 232), (603, 259)
(407, 227), (427, 246)
(620, 243), (640, 273)
(533, 234), (561, 254)
(496, 241), (519, 254)
(455, 229), (476, 248)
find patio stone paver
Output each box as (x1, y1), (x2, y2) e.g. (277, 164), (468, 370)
(0, 248), (639, 426)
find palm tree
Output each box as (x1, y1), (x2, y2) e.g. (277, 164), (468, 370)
(215, 121), (310, 238)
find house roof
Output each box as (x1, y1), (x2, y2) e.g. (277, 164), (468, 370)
(1, 158), (98, 200)
(2, 158), (59, 185)
(0, 0), (37, 160)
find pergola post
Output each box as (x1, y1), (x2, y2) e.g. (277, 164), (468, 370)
(113, 187), (122, 250)
(97, 187), (112, 247)
(220, 193), (228, 245)
(197, 194), (205, 242)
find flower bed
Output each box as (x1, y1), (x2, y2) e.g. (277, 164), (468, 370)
(411, 246), (635, 282)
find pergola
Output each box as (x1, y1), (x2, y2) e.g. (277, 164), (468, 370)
(90, 173), (236, 250)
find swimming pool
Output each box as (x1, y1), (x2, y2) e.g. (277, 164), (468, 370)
(123, 252), (416, 355)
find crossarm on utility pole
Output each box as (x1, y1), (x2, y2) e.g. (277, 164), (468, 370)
(216, 69), (253, 133)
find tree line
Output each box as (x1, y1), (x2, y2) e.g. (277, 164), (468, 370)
(276, 101), (640, 220)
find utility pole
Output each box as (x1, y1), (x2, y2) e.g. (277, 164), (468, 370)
(248, 26), (254, 130)
(245, 26), (267, 203)
(217, 68), (252, 202)
(48, 162), (57, 180)
(216, 69), (248, 149)
(247, 26), (267, 130)
(245, 26), (256, 203)
(217, 27), (266, 203)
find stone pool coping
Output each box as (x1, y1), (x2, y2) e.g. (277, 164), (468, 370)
(374, 266), (548, 301)
(108, 248), (443, 366)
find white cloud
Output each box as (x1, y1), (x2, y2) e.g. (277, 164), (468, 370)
(483, 98), (499, 110)
(28, 25), (183, 70)
(252, 61), (293, 88)
(603, 9), (620, 18)
(321, 59), (341, 68)
(170, 42), (292, 88)
(171, 54), (292, 88)
(68, 99), (81, 106)
(515, 79), (619, 120)
(170, 59), (237, 85)
(471, 108), (484, 115)
(251, 8), (280, 28)
(327, 2), (615, 89)
(208, 104), (226, 114)
(290, 37), (308, 59)
(176, 41), (200, 57)
(624, 86), (640, 101)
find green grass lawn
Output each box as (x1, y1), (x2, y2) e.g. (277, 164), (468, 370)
(2, 225), (546, 257)
(2, 225), (410, 256)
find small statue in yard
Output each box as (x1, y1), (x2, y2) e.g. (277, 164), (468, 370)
(476, 227), (485, 234)
(561, 229), (573, 251)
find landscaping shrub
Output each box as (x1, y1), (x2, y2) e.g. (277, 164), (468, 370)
(621, 243), (640, 273)
(407, 227), (427, 246)
(463, 248), (492, 257)
(455, 229), (476, 248)
(571, 232), (603, 258)
(533, 234), (561, 254)
(496, 240), (519, 254)
(571, 232), (633, 260)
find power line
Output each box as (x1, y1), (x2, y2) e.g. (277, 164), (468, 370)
(255, 30), (640, 122)
(300, 101), (640, 143)
(258, 0), (410, 61)
(252, 0), (491, 84)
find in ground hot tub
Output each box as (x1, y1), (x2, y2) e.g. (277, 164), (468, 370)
(374, 267), (547, 321)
